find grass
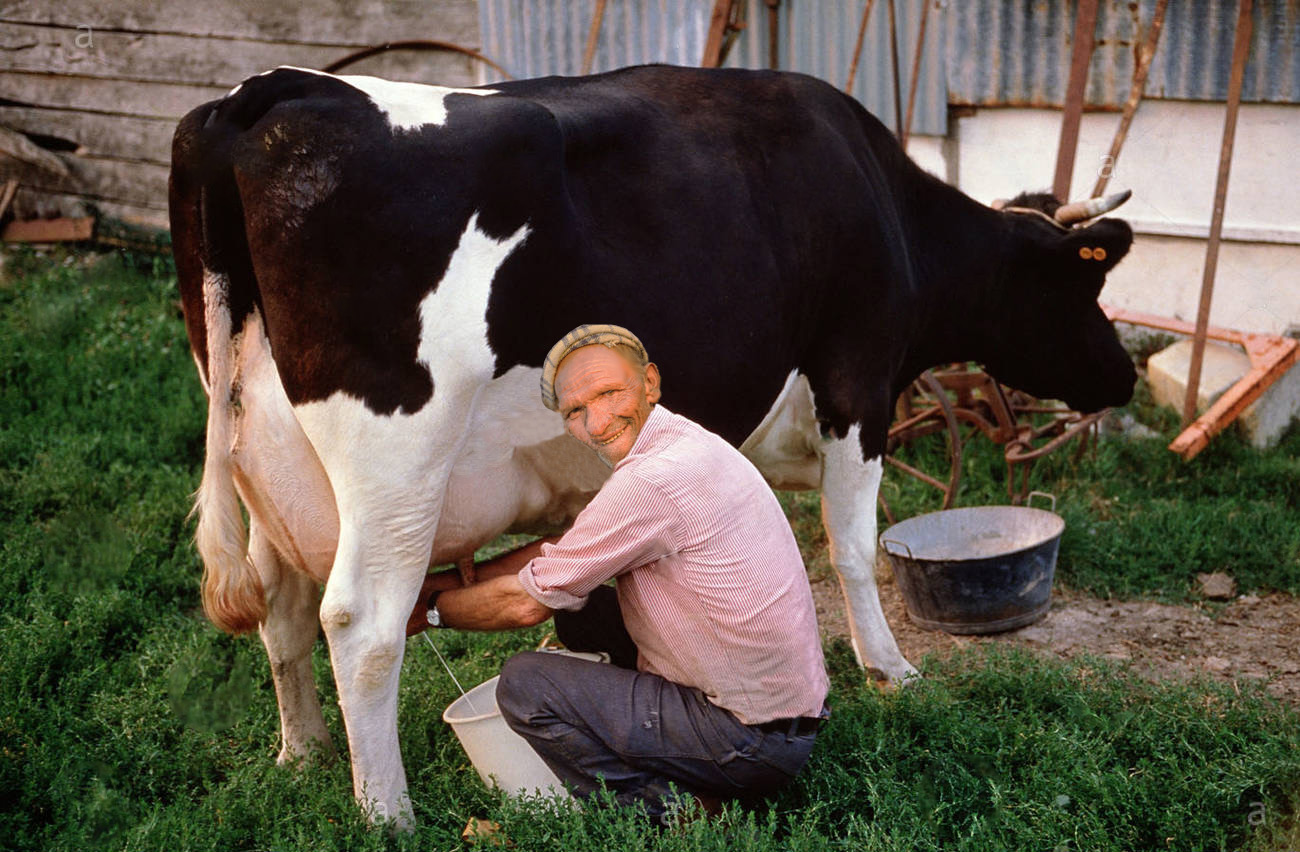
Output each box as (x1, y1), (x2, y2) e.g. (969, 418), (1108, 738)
(2, 247), (1298, 850)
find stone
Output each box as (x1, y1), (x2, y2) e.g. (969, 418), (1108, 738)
(1196, 571), (1237, 600)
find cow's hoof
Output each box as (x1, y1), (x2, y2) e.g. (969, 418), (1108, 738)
(366, 799), (416, 833)
(276, 738), (335, 767)
(865, 663), (922, 691)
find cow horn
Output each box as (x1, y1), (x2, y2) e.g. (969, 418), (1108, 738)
(1054, 189), (1132, 225)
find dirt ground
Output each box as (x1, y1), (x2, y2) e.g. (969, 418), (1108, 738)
(810, 559), (1300, 705)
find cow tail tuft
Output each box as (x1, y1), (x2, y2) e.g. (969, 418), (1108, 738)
(192, 268), (266, 634)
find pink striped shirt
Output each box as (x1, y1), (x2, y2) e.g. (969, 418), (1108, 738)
(519, 405), (829, 725)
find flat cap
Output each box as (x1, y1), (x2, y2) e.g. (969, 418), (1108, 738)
(540, 323), (648, 411)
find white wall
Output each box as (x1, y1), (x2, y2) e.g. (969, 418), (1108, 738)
(905, 103), (1300, 336)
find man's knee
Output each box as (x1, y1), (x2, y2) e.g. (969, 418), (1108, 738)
(496, 651), (550, 729)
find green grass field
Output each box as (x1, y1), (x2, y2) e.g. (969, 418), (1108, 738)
(2, 248), (1298, 851)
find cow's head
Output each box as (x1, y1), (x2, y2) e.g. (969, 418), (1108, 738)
(980, 190), (1137, 413)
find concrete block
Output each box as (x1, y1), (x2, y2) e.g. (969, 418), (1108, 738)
(1148, 340), (1250, 412)
(1147, 339), (1300, 450)
(1239, 355), (1300, 449)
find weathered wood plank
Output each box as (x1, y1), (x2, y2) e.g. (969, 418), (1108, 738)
(0, 22), (482, 92)
(2, 216), (95, 243)
(6, 153), (168, 210)
(11, 186), (169, 230)
(1, 23), (360, 89)
(0, 0), (479, 49)
(0, 106), (175, 165)
(0, 72), (225, 120)
(0, 123), (70, 175)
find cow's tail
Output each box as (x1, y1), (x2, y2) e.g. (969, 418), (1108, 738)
(171, 99), (266, 634)
(192, 267), (265, 635)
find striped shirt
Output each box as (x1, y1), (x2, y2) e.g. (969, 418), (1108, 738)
(518, 405), (829, 725)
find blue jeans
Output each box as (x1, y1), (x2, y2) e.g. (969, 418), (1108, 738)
(495, 589), (819, 823)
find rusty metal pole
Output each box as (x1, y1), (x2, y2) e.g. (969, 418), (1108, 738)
(701, 0), (734, 68)
(766, 0), (780, 69)
(1091, 0), (1168, 198)
(1053, 0), (1099, 202)
(1183, 0), (1254, 427)
(901, 0), (932, 147)
(580, 0), (607, 75)
(845, 0), (877, 94)
(886, 0), (903, 138)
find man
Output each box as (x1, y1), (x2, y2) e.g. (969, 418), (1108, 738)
(409, 324), (829, 824)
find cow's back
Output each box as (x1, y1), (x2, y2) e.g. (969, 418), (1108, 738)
(479, 66), (916, 443)
(177, 64), (916, 449)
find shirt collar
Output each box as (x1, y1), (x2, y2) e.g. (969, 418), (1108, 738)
(613, 404), (672, 471)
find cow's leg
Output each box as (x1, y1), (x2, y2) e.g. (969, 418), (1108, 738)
(312, 465), (441, 830)
(293, 214), (530, 828)
(820, 425), (919, 684)
(249, 521), (332, 763)
(295, 397), (480, 829)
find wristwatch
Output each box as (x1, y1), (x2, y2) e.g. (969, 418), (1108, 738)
(426, 592), (448, 629)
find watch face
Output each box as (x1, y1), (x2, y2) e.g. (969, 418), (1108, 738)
(427, 607), (441, 628)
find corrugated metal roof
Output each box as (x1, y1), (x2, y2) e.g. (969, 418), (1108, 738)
(946, 0), (1300, 108)
(477, 0), (948, 136)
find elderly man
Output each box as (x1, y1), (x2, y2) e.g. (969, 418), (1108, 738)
(410, 324), (829, 824)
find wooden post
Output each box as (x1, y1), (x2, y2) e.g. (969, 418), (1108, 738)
(1053, 0), (1099, 202)
(1183, 0), (1254, 427)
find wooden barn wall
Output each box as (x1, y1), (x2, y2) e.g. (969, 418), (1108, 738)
(0, 0), (481, 231)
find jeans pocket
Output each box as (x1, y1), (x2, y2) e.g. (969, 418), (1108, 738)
(751, 731), (816, 778)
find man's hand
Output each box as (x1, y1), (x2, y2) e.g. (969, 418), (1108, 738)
(405, 568), (464, 636)
(405, 536), (563, 637)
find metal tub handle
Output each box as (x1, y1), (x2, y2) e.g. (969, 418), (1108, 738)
(879, 538), (913, 559)
(1027, 491), (1057, 513)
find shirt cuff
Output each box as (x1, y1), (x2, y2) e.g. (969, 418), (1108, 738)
(517, 562), (589, 611)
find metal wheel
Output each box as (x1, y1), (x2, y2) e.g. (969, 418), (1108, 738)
(878, 370), (963, 525)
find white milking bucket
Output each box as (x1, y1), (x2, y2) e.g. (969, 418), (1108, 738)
(441, 650), (607, 798)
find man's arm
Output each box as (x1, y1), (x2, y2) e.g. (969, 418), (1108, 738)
(473, 535), (562, 582)
(406, 536), (561, 635)
(434, 574), (553, 631)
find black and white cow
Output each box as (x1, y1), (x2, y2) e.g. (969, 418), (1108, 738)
(169, 63), (1135, 826)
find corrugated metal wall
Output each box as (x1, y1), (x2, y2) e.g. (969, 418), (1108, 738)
(479, 1), (1299, 137)
(946, 0), (1300, 108)
(724, 0), (947, 136)
(478, 0), (949, 136)
(479, 0), (709, 78)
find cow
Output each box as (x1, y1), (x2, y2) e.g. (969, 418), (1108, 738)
(168, 63), (1136, 827)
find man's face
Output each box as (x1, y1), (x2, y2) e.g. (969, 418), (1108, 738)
(555, 345), (661, 467)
